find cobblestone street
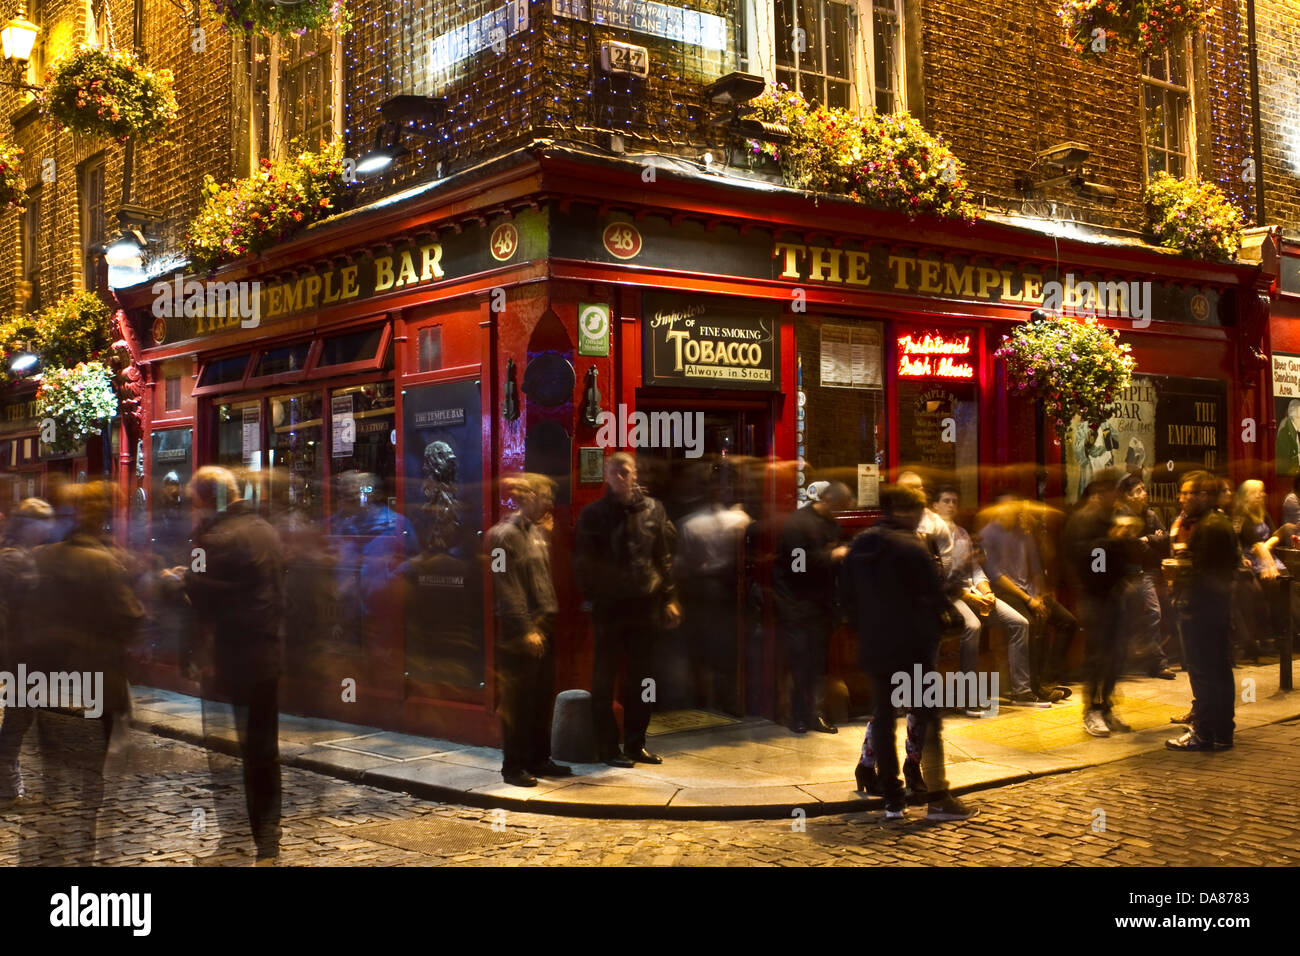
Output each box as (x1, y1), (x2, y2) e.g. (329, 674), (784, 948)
(3, 715), (1299, 867)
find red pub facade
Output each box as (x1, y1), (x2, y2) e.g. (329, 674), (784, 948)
(112, 145), (1270, 745)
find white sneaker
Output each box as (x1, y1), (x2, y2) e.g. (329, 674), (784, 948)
(1083, 708), (1111, 737)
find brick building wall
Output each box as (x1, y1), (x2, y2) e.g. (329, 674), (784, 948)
(0, 0), (235, 314)
(0, 0), (1278, 300)
(1256, 0), (1300, 231)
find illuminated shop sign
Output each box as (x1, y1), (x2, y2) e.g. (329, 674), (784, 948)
(896, 332), (975, 380)
(551, 0), (727, 51)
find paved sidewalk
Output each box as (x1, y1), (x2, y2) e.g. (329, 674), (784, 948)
(128, 662), (1300, 820)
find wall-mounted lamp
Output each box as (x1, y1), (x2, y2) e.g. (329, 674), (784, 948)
(706, 72), (791, 146)
(503, 357), (520, 421)
(357, 95), (448, 177)
(0, 1), (39, 91)
(581, 366), (602, 428)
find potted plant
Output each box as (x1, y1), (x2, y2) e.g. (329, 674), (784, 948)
(34, 361), (119, 455)
(995, 311), (1136, 433)
(185, 138), (346, 271)
(209, 0), (351, 36)
(0, 142), (26, 210)
(40, 45), (178, 142)
(1143, 171), (1245, 261)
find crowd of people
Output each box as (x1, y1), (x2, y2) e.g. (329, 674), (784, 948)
(0, 452), (1292, 852)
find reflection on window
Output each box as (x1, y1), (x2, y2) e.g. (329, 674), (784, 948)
(1141, 42), (1192, 180)
(215, 399), (262, 472)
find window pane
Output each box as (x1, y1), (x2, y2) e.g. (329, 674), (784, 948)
(197, 354), (250, 389)
(320, 326), (384, 367)
(164, 376), (181, 412)
(417, 327), (442, 372)
(214, 398), (261, 471)
(874, 0), (899, 113)
(824, 1), (850, 80)
(827, 80), (850, 110)
(1167, 45), (1187, 86)
(775, 0), (797, 68)
(776, 67), (797, 91)
(267, 391), (324, 523)
(798, 0), (822, 72)
(253, 342), (312, 378)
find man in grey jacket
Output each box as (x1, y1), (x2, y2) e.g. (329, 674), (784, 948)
(487, 474), (570, 787)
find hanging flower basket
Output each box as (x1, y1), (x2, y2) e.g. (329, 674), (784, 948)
(34, 361), (119, 455)
(209, 0), (351, 36)
(1136, 0), (1214, 55)
(34, 290), (117, 370)
(1143, 171), (1245, 261)
(995, 312), (1136, 432)
(1057, 0), (1213, 58)
(40, 46), (178, 143)
(0, 142), (25, 210)
(745, 85), (978, 222)
(184, 138), (346, 271)
(1058, 0), (1135, 59)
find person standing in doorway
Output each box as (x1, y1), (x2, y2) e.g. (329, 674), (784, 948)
(575, 453), (681, 767)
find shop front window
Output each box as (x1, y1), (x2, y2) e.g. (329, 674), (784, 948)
(266, 390), (324, 523)
(215, 398), (263, 475)
(895, 327), (979, 505)
(796, 315), (887, 507)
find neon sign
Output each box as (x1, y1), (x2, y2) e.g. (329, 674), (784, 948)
(897, 332), (975, 380)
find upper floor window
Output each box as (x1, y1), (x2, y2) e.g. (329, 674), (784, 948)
(20, 188), (41, 313)
(79, 155), (106, 291)
(1141, 41), (1194, 180)
(86, 0), (107, 47)
(768, 0), (904, 113)
(243, 30), (340, 167)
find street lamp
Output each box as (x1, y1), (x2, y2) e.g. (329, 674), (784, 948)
(1, 2), (38, 65)
(356, 95), (446, 177)
(9, 351), (36, 373)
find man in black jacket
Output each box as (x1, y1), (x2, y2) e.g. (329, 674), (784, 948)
(183, 466), (286, 864)
(574, 453), (680, 767)
(772, 481), (850, 734)
(1167, 471), (1240, 752)
(841, 484), (975, 822)
(488, 474), (571, 787)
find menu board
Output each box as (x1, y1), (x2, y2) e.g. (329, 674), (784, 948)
(820, 322), (882, 388)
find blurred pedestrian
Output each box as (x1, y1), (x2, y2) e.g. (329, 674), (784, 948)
(1063, 472), (1135, 737)
(575, 453), (680, 767)
(1116, 474), (1174, 679)
(772, 480), (851, 734)
(487, 474), (571, 787)
(1168, 472), (1239, 751)
(182, 466), (286, 864)
(842, 484), (975, 821)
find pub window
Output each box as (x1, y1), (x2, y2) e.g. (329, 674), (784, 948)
(417, 327), (442, 372)
(895, 328), (979, 506)
(86, 0), (106, 46)
(79, 155), (107, 290)
(251, 342), (312, 380)
(20, 188), (41, 313)
(770, 0), (904, 113)
(795, 314), (887, 508)
(318, 326), (384, 368)
(1140, 40), (1194, 181)
(194, 354), (251, 393)
(164, 375), (181, 412)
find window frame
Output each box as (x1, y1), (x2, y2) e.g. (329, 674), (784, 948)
(1139, 36), (1196, 184)
(20, 187), (41, 313)
(248, 29), (344, 166)
(78, 154), (107, 292)
(757, 0), (905, 114)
